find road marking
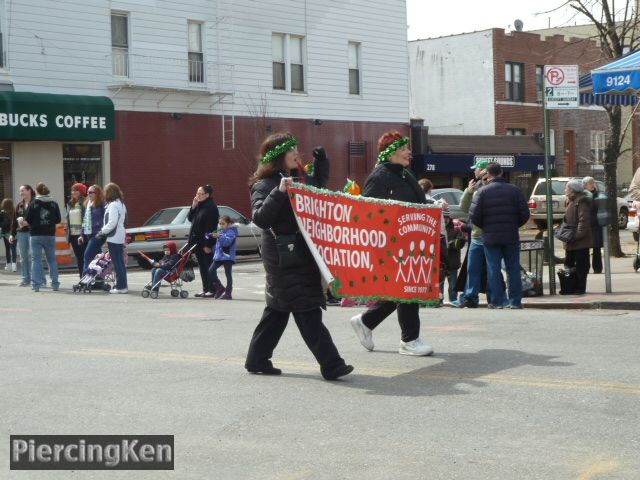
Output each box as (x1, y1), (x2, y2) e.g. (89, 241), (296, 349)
(0, 307), (32, 312)
(64, 348), (640, 395)
(575, 459), (619, 480)
(277, 469), (314, 480)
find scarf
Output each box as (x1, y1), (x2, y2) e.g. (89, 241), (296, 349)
(82, 201), (93, 234)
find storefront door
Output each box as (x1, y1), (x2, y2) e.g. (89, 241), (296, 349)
(0, 143), (12, 200)
(63, 144), (102, 203)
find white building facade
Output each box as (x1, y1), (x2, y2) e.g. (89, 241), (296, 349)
(0, 0), (410, 224)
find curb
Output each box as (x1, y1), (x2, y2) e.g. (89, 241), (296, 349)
(522, 301), (640, 310)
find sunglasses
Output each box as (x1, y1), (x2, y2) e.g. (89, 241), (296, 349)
(88, 191), (96, 194)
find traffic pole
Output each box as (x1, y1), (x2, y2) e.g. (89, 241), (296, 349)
(543, 94), (556, 295)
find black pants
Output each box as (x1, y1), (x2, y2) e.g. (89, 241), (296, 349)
(3, 236), (17, 263)
(194, 245), (214, 292)
(565, 248), (590, 293)
(591, 247), (603, 273)
(245, 306), (346, 373)
(362, 301), (420, 343)
(69, 235), (86, 278)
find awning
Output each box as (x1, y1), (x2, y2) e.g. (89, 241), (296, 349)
(413, 154), (555, 174)
(579, 74), (637, 106)
(591, 50), (640, 95)
(0, 92), (115, 141)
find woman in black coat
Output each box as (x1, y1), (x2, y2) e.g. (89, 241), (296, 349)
(349, 130), (434, 357)
(244, 132), (353, 380)
(582, 177), (603, 274)
(187, 184), (219, 297)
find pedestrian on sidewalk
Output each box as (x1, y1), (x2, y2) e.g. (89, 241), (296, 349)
(78, 185), (106, 275)
(188, 184), (219, 298)
(559, 180), (592, 295)
(245, 132), (353, 380)
(349, 131), (434, 356)
(24, 183), (62, 292)
(97, 183), (128, 294)
(469, 162), (530, 309)
(582, 177), (603, 274)
(11, 185), (35, 286)
(207, 214), (237, 299)
(66, 183), (87, 277)
(1, 198), (17, 271)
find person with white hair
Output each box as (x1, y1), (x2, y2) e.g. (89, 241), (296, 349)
(560, 179), (592, 294)
(582, 176), (603, 274)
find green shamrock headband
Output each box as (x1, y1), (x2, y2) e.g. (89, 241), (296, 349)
(377, 137), (410, 164)
(260, 137), (298, 164)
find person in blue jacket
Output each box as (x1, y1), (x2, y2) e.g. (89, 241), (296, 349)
(207, 215), (237, 299)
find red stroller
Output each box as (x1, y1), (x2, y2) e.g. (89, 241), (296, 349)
(141, 243), (197, 299)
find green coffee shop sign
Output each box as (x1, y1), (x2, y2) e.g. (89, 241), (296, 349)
(0, 92), (115, 141)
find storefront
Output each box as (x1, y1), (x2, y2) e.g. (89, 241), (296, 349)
(0, 92), (114, 205)
(411, 135), (556, 196)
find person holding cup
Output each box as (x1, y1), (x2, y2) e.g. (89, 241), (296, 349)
(10, 185), (36, 286)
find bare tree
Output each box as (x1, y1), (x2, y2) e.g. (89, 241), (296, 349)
(565, 0), (640, 256)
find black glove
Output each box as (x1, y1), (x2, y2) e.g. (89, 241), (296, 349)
(312, 146), (327, 162)
(96, 232), (106, 240)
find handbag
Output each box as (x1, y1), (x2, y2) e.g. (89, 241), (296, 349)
(270, 229), (306, 268)
(554, 221), (577, 243)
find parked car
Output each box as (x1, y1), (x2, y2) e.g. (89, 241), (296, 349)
(528, 177), (629, 230)
(126, 205), (261, 269)
(430, 188), (467, 220)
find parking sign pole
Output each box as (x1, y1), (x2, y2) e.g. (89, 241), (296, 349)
(542, 93), (557, 295)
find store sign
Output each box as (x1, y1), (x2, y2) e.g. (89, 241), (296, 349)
(0, 92), (115, 141)
(473, 155), (515, 168)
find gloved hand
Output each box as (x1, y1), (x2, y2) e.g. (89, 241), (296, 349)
(96, 232), (106, 240)
(312, 146), (327, 163)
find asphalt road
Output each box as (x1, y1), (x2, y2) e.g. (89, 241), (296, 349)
(1, 263), (640, 479)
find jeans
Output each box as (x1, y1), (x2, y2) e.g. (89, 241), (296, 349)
(484, 243), (522, 307)
(69, 234), (86, 278)
(151, 267), (169, 289)
(30, 235), (59, 290)
(82, 234), (106, 275)
(460, 239), (487, 305)
(107, 242), (127, 290)
(208, 260), (233, 288)
(3, 236), (17, 263)
(16, 231), (31, 283)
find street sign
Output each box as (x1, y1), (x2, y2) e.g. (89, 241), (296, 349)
(544, 65), (579, 109)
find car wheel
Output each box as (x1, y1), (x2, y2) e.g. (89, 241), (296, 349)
(619, 209), (628, 229)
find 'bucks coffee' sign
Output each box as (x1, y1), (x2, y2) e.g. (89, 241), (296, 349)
(0, 92), (115, 141)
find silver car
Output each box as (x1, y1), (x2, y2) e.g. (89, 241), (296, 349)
(431, 188), (467, 220)
(126, 205), (261, 269)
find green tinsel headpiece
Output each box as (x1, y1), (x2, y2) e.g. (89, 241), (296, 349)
(260, 137), (298, 164)
(377, 137), (410, 164)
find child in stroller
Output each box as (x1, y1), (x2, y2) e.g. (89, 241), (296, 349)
(73, 251), (114, 293)
(142, 241), (195, 299)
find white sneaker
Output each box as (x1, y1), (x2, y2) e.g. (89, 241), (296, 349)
(4, 264), (10, 271)
(11, 263), (17, 272)
(110, 288), (129, 294)
(350, 314), (374, 351)
(399, 338), (434, 356)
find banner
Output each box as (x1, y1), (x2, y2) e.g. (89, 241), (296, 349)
(288, 184), (442, 304)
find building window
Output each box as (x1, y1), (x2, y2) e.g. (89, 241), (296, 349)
(272, 33), (305, 93)
(111, 12), (129, 77)
(535, 65), (543, 103)
(188, 21), (204, 83)
(348, 42), (361, 95)
(506, 128), (526, 135)
(590, 130), (607, 163)
(505, 62), (524, 101)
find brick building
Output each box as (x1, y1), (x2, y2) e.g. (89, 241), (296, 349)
(409, 28), (616, 193)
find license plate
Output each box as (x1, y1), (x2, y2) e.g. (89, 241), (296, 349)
(135, 234), (145, 241)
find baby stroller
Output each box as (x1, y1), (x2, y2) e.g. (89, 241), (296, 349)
(73, 251), (114, 293)
(141, 243), (197, 299)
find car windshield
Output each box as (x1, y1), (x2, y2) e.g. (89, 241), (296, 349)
(144, 208), (189, 226)
(533, 180), (566, 195)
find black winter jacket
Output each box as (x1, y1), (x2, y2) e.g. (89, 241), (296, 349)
(188, 197), (219, 248)
(25, 196), (62, 236)
(362, 163), (426, 204)
(469, 177), (529, 246)
(251, 174), (324, 312)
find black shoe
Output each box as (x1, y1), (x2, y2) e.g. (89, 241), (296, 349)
(321, 364), (354, 381)
(463, 299), (478, 308)
(246, 365), (282, 375)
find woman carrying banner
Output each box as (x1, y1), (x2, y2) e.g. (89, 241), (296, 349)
(244, 132), (353, 380)
(350, 130), (434, 356)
